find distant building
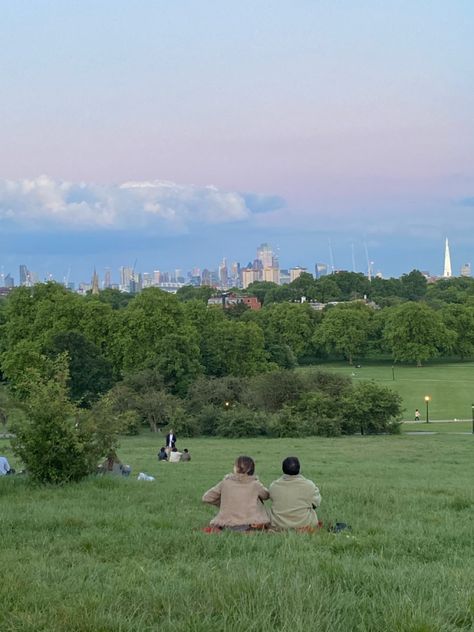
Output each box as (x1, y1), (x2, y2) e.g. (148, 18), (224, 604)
(207, 293), (261, 310)
(19, 264), (32, 286)
(461, 263), (471, 277)
(279, 269), (291, 285)
(289, 267), (307, 282)
(104, 268), (112, 289)
(443, 237), (452, 278)
(242, 268), (259, 289)
(315, 263), (328, 279)
(262, 267), (279, 284)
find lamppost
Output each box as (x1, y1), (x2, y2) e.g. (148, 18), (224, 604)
(424, 395), (431, 423)
(471, 404), (474, 435)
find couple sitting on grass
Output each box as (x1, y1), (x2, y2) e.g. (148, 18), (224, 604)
(202, 455), (321, 532)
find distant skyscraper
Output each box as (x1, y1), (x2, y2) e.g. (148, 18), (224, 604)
(256, 243), (274, 268)
(218, 258), (228, 288)
(461, 263), (471, 277)
(19, 264), (30, 286)
(315, 263), (328, 279)
(104, 268), (112, 289)
(120, 266), (133, 290)
(443, 238), (452, 278)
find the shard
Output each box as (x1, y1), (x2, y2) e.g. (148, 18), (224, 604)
(443, 237), (452, 278)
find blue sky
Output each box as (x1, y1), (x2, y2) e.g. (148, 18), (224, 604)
(0, 1), (473, 283)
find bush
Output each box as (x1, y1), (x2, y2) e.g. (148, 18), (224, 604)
(244, 370), (305, 412)
(341, 380), (403, 435)
(11, 359), (120, 484)
(215, 406), (269, 438)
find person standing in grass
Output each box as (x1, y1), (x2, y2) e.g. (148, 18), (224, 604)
(269, 456), (321, 531)
(415, 409), (420, 422)
(202, 455), (270, 531)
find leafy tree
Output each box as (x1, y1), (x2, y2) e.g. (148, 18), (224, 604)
(332, 271), (370, 300)
(399, 270), (427, 301)
(254, 303), (318, 361)
(314, 304), (372, 364)
(244, 370), (305, 412)
(341, 381), (402, 434)
(118, 289), (202, 392)
(441, 304), (474, 359)
(11, 357), (120, 484)
(210, 320), (269, 377)
(45, 331), (114, 406)
(97, 288), (135, 310)
(314, 277), (343, 303)
(383, 302), (454, 366)
(175, 285), (214, 303)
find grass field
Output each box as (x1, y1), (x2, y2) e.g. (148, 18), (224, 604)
(306, 361), (474, 421)
(1, 433), (473, 632)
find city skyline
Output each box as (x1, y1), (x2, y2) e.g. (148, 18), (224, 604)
(1, 3), (473, 281)
(5, 238), (471, 293)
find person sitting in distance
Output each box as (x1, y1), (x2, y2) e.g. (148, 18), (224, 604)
(99, 451), (131, 476)
(180, 448), (191, 462)
(0, 455), (14, 475)
(269, 456), (321, 530)
(168, 447), (183, 463)
(158, 447), (168, 461)
(202, 455), (269, 531)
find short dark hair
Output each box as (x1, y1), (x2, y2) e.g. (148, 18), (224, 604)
(282, 456), (300, 475)
(183, 449), (188, 453)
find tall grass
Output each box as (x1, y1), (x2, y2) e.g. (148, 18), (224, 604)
(1, 434), (473, 631)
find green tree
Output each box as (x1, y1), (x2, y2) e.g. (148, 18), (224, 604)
(441, 304), (474, 359)
(118, 289), (202, 392)
(11, 357), (120, 484)
(175, 285), (214, 303)
(314, 304), (372, 364)
(341, 381), (403, 435)
(400, 270), (427, 301)
(254, 303), (318, 361)
(45, 331), (114, 406)
(383, 302), (454, 366)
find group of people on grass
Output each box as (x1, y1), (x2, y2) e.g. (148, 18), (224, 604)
(158, 429), (191, 463)
(202, 455), (321, 532)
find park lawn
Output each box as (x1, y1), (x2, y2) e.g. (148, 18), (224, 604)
(305, 362), (474, 421)
(402, 421), (472, 433)
(1, 434), (473, 632)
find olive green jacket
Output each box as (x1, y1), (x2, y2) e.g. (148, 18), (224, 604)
(269, 474), (321, 529)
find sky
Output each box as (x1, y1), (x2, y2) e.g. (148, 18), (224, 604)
(1, 0), (473, 283)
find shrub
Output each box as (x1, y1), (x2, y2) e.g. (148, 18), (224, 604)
(341, 380), (403, 435)
(11, 358), (120, 484)
(215, 406), (269, 438)
(244, 369), (305, 412)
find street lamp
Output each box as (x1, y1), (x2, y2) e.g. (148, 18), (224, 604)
(471, 404), (474, 435)
(424, 395), (431, 423)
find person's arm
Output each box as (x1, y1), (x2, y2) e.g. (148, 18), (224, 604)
(256, 481), (270, 501)
(202, 481), (223, 507)
(311, 484), (322, 508)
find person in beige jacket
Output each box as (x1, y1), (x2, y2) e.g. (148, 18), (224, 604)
(269, 456), (321, 530)
(202, 456), (270, 530)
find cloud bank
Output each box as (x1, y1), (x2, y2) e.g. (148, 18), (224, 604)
(0, 176), (282, 232)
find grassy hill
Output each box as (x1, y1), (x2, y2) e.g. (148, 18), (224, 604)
(1, 433), (473, 631)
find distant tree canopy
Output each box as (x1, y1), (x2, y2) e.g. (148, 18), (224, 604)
(1, 271), (473, 450)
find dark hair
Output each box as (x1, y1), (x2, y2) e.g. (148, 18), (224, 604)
(183, 449), (188, 453)
(282, 456), (300, 476)
(234, 455), (255, 476)
(172, 447), (177, 452)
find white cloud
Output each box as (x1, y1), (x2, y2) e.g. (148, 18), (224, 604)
(0, 176), (272, 231)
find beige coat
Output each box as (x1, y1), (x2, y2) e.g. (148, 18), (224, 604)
(202, 473), (270, 527)
(269, 474), (321, 529)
